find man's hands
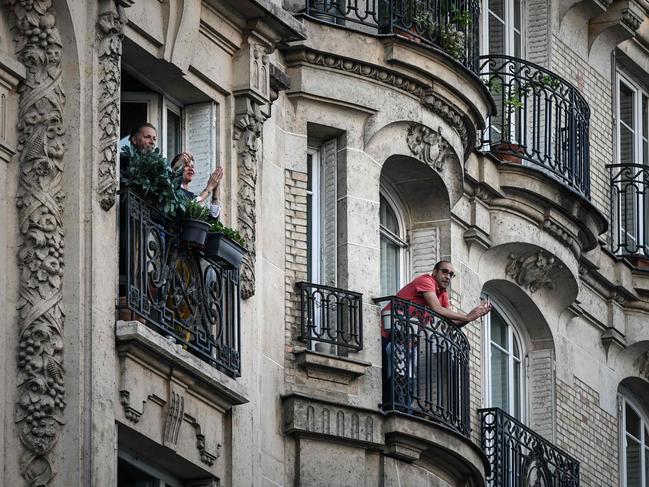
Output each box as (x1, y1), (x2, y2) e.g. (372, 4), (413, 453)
(206, 166), (224, 192)
(468, 300), (492, 321)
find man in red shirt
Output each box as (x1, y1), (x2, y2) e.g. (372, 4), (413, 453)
(381, 260), (491, 410)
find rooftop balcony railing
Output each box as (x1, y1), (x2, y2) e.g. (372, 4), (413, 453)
(479, 408), (580, 487)
(375, 296), (471, 437)
(303, 0), (480, 72)
(119, 190), (241, 378)
(480, 55), (591, 199)
(297, 282), (363, 352)
(608, 164), (649, 259)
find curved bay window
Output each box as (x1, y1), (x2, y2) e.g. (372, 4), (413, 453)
(484, 301), (525, 420)
(380, 193), (407, 296)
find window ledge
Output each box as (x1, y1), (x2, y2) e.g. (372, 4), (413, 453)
(116, 320), (248, 408)
(294, 348), (371, 385)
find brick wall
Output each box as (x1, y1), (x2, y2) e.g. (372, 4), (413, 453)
(284, 169), (309, 385)
(551, 35), (613, 227)
(556, 377), (619, 487)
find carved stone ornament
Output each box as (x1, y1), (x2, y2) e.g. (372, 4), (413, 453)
(97, 1), (127, 210)
(234, 98), (267, 300)
(506, 251), (558, 293)
(638, 351), (649, 380)
(6, 0), (66, 485)
(406, 123), (456, 172)
(421, 89), (470, 149)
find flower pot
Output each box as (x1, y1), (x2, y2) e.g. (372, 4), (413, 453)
(491, 142), (525, 164)
(179, 219), (210, 247)
(204, 232), (247, 269)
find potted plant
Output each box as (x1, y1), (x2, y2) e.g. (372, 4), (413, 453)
(120, 146), (186, 216)
(487, 78), (527, 163)
(179, 200), (211, 247)
(204, 220), (247, 269)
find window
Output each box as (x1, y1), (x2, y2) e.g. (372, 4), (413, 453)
(484, 300), (525, 420)
(119, 72), (218, 196)
(482, 0), (523, 56)
(615, 71), (649, 253)
(306, 140), (337, 286)
(118, 454), (182, 487)
(622, 398), (649, 487)
(379, 190), (407, 296)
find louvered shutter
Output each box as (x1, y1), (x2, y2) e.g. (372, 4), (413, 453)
(320, 139), (337, 287)
(528, 348), (556, 441)
(184, 102), (217, 197)
(410, 226), (440, 276)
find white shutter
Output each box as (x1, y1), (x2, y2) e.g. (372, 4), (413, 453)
(410, 226), (440, 276)
(184, 102), (217, 197)
(321, 139), (337, 287)
(528, 348), (555, 442)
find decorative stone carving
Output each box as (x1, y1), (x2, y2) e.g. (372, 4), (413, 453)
(96, 1), (127, 211)
(421, 89), (470, 149)
(638, 351), (649, 380)
(194, 429), (221, 466)
(283, 394), (384, 447)
(6, 1), (67, 484)
(506, 251), (559, 293)
(164, 391), (185, 445)
(406, 123), (455, 172)
(119, 390), (141, 423)
(234, 98), (267, 300)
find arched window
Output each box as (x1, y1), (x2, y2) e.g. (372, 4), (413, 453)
(484, 299), (525, 420)
(482, 0), (523, 56)
(622, 396), (649, 486)
(379, 192), (407, 296)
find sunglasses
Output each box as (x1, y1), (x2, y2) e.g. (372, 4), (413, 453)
(437, 268), (456, 279)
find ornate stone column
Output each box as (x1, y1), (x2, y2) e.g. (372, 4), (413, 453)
(4, 0), (66, 484)
(96, 0), (130, 211)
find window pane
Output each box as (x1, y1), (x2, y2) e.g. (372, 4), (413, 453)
(514, 0), (521, 30)
(620, 82), (635, 127)
(513, 333), (520, 359)
(380, 196), (399, 235)
(490, 310), (508, 349)
(643, 95), (648, 165)
(120, 102), (149, 145)
(488, 14), (505, 55)
(619, 82), (635, 166)
(627, 403), (642, 439)
(380, 236), (400, 296)
(490, 345), (509, 411)
(166, 109), (181, 158)
(626, 435), (642, 487)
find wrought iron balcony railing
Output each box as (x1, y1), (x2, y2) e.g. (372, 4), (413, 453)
(375, 296), (470, 437)
(297, 282), (363, 352)
(608, 163), (649, 258)
(119, 190), (241, 378)
(480, 55), (591, 199)
(479, 408), (580, 487)
(303, 0), (480, 72)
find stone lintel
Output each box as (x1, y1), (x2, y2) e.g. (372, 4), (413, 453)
(115, 320), (248, 408)
(295, 349), (371, 384)
(282, 393), (384, 448)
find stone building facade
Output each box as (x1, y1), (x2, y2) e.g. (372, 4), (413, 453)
(0, 0), (648, 486)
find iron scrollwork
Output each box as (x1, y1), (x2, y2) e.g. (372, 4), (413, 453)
(121, 190), (241, 377)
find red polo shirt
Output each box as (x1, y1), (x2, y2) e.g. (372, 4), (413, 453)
(381, 274), (450, 338)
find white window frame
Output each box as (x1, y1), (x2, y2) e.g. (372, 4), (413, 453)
(119, 92), (160, 151)
(614, 70), (649, 252)
(481, 0), (524, 56)
(620, 394), (649, 487)
(162, 98), (183, 159)
(379, 183), (409, 296)
(483, 296), (526, 422)
(307, 147), (322, 284)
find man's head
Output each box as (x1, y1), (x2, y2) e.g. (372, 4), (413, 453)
(129, 123), (157, 152)
(432, 260), (455, 290)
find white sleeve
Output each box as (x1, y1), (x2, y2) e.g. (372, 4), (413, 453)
(210, 204), (221, 219)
